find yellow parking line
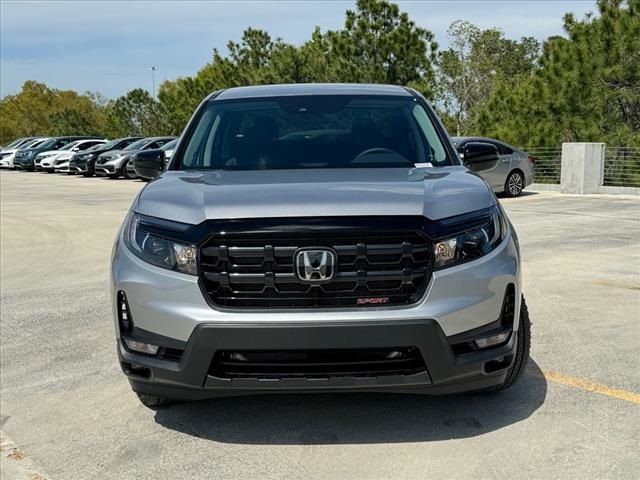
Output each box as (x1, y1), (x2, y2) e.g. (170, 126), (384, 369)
(543, 370), (640, 405)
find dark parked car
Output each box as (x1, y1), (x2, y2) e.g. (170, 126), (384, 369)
(95, 136), (176, 179)
(14, 136), (100, 171)
(69, 137), (143, 176)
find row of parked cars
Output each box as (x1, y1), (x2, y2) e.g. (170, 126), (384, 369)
(0, 133), (534, 196)
(0, 135), (177, 180)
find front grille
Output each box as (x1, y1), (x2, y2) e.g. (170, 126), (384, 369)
(209, 347), (426, 379)
(200, 229), (433, 308)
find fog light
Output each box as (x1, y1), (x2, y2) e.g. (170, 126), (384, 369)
(474, 332), (510, 349)
(123, 338), (160, 355)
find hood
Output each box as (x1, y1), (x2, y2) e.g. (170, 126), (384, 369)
(53, 151), (74, 160)
(37, 149), (62, 157)
(98, 149), (140, 164)
(29, 147), (48, 154)
(135, 167), (495, 225)
(99, 150), (121, 158)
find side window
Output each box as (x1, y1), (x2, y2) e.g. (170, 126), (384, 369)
(77, 142), (93, 151)
(155, 140), (169, 148)
(497, 142), (514, 155)
(55, 139), (70, 149)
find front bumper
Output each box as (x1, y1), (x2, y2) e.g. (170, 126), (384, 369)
(120, 319), (516, 400)
(112, 226), (521, 399)
(69, 161), (88, 173)
(15, 159), (35, 170)
(38, 161), (55, 171)
(95, 163), (116, 175)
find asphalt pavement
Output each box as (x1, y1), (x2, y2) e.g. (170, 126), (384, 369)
(1, 170), (638, 480)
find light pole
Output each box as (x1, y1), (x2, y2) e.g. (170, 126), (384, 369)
(150, 66), (158, 99)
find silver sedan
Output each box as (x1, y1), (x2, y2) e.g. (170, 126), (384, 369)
(451, 137), (535, 197)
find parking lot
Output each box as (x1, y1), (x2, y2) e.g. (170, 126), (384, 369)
(1, 170), (639, 480)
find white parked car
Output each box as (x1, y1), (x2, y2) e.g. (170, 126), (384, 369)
(0, 138), (49, 169)
(36, 139), (106, 172)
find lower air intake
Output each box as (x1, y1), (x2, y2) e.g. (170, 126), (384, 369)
(210, 347), (426, 379)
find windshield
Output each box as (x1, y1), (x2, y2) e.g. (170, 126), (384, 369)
(5, 138), (27, 148)
(38, 138), (60, 149)
(59, 140), (82, 151)
(179, 95), (451, 170)
(85, 143), (105, 152)
(161, 139), (178, 151)
(123, 139), (149, 151)
(96, 138), (122, 150)
(24, 139), (47, 149)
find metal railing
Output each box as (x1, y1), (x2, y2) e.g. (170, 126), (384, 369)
(603, 147), (640, 188)
(521, 146), (562, 184)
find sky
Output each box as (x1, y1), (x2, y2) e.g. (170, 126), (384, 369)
(0, 0), (597, 100)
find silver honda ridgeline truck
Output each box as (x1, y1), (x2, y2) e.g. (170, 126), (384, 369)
(111, 84), (531, 407)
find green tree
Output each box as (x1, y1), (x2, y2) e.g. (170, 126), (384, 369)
(477, 0), (640, 148)
(106, 88), (163, 137)
(438, 21), (539, 135)
(0, 81), (110, 143)
(327, 0), (438, 93)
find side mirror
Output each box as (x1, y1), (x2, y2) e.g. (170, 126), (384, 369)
(71, 147), (80, 151)
(463, 142), (499, 171)
(134, 149), (165, 180)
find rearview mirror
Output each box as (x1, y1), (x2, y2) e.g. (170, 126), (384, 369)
(463, 142), (499, 171)
(134, 149), (165, 180)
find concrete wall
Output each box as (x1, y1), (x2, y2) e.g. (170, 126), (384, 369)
(560, 143), (604, 194)
(527, 143), (639, 195)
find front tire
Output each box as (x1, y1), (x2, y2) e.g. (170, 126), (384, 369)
(504, 171), (524, 197)
(123, 160), (137, 179)
(136, 393), (172, 409)
(487, 296), (531, 391)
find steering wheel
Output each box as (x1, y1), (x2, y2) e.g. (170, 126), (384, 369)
(352, 147), (397, 163)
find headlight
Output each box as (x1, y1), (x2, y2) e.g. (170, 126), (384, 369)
(433, 205), (506, 269)
(123, 212), (197, 275)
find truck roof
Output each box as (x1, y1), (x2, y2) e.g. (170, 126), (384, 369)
(215, 83), (413, 100)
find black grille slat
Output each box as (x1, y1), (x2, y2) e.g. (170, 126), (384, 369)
(200, 229), (432, 308)
(205, 268), (430, 284)
(210, 348), (426, 378)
